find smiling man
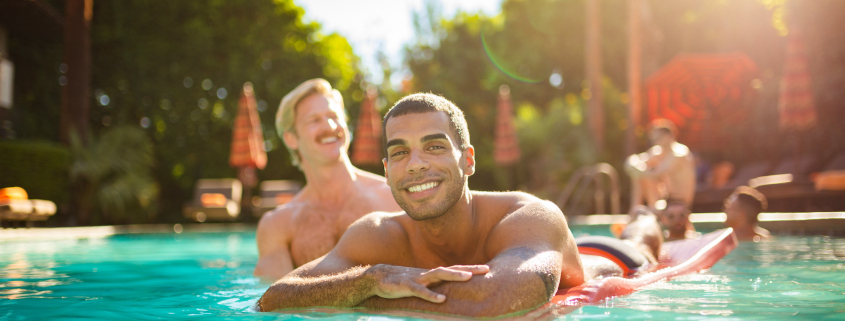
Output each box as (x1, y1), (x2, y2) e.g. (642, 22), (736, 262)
(257, 93), (584, 317)
(253, 79), (401, 281)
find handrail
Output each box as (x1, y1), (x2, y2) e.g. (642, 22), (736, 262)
(556, 163), (620, 215)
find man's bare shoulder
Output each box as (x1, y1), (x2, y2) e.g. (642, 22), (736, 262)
(256, 200), (306, 232)
(671, 142), (693, 158)
(354, 169), (388, 185)
(474, 191), (560, 216)
(479, 191), (567, 257)
(333, 211), (412, 264)
(345, 211), (409, 235)
(354, 169), (402, 211)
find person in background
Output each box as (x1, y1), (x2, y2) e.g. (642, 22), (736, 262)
(578, 206), (664, 280)
(625, 119), (696, 214)
(657, 199), (697, 241)
(723, 186), (771, 241)
(253, 79), (401, 281)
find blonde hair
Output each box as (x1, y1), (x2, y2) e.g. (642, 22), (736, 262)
(276, 78), (345, 166)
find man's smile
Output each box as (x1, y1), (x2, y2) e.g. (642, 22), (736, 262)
(408, 181), (440, 193)
(316, 131), (343, 145)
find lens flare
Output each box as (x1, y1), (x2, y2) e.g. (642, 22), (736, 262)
(481, 26), (542, 83)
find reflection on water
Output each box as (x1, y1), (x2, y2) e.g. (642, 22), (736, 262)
(1, 251), (73, 300)
(2, 230), (844, 320)
(570, 235), (845, 320)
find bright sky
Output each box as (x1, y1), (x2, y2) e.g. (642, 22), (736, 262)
(295, 0), (502, 86)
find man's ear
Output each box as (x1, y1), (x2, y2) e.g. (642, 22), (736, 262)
(464, 145), (475, 176)
(383, 158), (388, 179)
(282, 131), (299, 150)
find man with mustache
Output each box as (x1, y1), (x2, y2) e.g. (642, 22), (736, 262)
(257, 93), (585, 317)
(253, 79), (401, 281)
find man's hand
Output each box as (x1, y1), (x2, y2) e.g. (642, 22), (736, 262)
(370, 264), (490, 303)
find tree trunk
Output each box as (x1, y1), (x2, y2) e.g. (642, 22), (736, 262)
(60, 0), (93, 145)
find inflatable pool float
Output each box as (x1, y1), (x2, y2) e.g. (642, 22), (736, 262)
(551, 228), (738, 306)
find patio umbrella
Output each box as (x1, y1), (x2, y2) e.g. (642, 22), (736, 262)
(350, 87), (382, 165)
(230, 82), (267, 194)
(644, 52), (759, 151)
(493, 85), (521, 166)
(778, 29), (817, 131)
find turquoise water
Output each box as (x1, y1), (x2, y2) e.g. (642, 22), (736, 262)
(2, 226), (844, 320)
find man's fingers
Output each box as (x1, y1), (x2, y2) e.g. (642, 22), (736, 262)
(420, 267), (474, 285)
(445, 264), (490, 274)
(408, 283), (446, 303)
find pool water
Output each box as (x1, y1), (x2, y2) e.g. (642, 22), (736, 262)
(2, 226), (844, 320)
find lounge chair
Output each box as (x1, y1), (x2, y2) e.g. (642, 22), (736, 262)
(0, 187), (57, 228)
(815, 151), (845, 191)
(183, 179), (242, 222)
(252, 180), (301, 217)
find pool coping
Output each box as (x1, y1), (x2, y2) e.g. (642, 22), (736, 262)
(2, 212), (844, 240)
(569, 212), (845, 236)
(0, 223), (255, 241)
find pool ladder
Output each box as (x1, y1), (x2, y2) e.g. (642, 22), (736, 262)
(556, 163), (621, 215)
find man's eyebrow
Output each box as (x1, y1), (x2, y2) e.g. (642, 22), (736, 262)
(385, 138), (408, 150)
(421, 133), (449, 143)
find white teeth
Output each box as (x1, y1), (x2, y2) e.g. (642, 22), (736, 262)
(408, 182), (439, 193)
(320, 136), (338, 144)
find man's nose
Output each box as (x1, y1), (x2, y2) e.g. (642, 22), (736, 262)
(325, 117), (338, 131)
(405, 150), (430, 173)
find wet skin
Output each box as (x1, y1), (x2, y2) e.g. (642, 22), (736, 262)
(257, 111), (584, 317)
(253, 94), (401, 281)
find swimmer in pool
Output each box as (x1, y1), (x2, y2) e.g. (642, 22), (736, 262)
(257, 93), (585, 317)
(723, 186), (771, 241)
(658, 199), (697, 241)
(578, 206), (664, 280)
(253, 79), (401, 281)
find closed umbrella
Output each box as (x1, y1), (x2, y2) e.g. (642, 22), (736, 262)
(493, 85), (521, 166)
(351, 87), (383, 165)
(778, 29), (817, 131)
(230, 82), (267, 203)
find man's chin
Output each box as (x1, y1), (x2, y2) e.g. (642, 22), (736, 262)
(406, 210), (446, 221)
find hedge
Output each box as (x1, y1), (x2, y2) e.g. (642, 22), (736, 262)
(0, 140), (71, 205)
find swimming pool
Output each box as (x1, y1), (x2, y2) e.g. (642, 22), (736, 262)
(2, 226), (843, 320)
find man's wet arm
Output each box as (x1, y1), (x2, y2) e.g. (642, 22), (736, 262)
(357, 246), (561, 317)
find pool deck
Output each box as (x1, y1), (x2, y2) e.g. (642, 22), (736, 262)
(2, 212), (844, 240)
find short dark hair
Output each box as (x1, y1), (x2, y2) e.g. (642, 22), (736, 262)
(382, 93), (470, 155)
(731, 186), (768, 223)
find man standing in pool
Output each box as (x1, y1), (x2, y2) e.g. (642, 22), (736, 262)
(723, 186), (771, 241)
(253, 79), (401, 281)
(257, 93), (585, 317)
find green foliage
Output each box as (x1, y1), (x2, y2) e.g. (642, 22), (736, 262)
(405, 0), (620, 193)
(78, 0), (363, 220)
(0, 141), (71, 205)
(406, 0), (845, 200)
(70, 126), (157, 224)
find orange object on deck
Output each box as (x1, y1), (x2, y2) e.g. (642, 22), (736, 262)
(0, 187), (28, 200)
(815, 170), (845, 191)
(200, 193), (227, 207)
(274, 193), (295, 206)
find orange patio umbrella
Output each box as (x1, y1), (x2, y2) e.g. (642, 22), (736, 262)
(230, 82), (267, 191)
(644, 52), (759, 151)
(351, 87), (383, 165)
(493, 85), (521, 166)
(778, 29), (817, 131)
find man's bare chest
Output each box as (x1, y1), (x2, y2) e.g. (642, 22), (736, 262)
(288, 197), (380, 266)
